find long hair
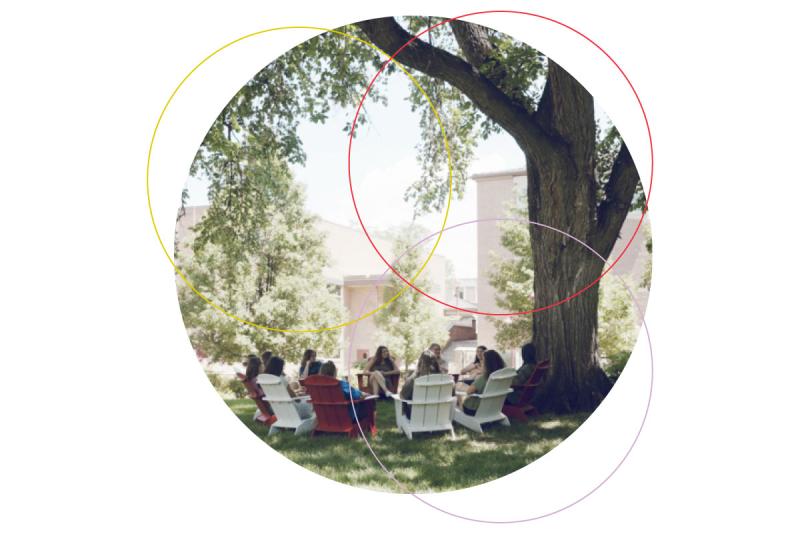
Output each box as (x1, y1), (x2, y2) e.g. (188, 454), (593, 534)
(320, 360), (337, 377)
(261, 350), (273, 371)
(245, 355), (261, 381)
(369, 345), (394, 371)
(416, 352), (436, 377)
(482, 350), (505, 377)
(264, 356), (285, 377)
(374, 346), (388, 362)
(300, 349), (316, 368)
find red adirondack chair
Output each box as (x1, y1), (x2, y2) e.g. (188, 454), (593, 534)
(501, 360), (551, 422)
(236, 372), (276, 426)
(304, 375), (378, 437)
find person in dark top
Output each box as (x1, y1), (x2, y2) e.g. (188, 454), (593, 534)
(244, 354), (272, 418)
(298, 349), (321, 379)
(364, 345), (401, 396)
(506, 342), (538, 405)
(260, 351), (273, 374)
(460, 350), (506, 416)
(245, 354), (263, 394)
(264, 356), (313, 419)
(320, 360), (367, 422)
(399, 351), (437, 419)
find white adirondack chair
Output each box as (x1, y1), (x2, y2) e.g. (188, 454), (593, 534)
(454, 367), (516, 433)
(391, 374), (456, 439)
(256, 374), (316, 436)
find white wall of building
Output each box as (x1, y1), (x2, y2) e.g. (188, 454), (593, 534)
(474, 169), (527, 360)
(473, 169), (651, 364)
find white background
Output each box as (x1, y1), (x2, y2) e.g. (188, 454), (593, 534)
(2, 1), (798, 532)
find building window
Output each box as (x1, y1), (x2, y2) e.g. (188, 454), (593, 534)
(357, 349), (369, 361)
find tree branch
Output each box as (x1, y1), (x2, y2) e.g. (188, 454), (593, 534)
(591, 142), (641, 258)
(357, 17), (552, 158)
(450, 20), (496, 69)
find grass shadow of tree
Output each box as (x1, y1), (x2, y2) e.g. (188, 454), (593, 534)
(228, 399), (587, 492)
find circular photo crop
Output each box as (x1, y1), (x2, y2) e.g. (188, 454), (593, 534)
(173, 15), (651, 493)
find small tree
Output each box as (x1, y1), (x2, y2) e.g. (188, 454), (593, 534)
(373, 228), (448, 371)
(177, 148), (346, 363)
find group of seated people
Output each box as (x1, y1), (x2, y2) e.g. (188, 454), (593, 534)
(243, 349), (366, 423)
(456, 343), (539, 413)
(242, 340), (541, 425)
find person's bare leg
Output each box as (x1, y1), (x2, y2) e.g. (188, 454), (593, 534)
(370, 371), (389, 395)
(368, 372), (381, 395)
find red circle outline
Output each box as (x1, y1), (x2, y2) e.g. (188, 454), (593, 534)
(347, 10), (653, 317)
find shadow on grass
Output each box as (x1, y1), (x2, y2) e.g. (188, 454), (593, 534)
(227, 398), (588, 493)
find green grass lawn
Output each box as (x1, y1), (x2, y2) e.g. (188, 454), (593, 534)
(227, 398), (589, 493)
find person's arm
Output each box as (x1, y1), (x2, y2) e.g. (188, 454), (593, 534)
(342, 380), (363, 400)
(460, 362), (477, 374)
(385, 356), (401, 375)
(364, 356), (376, 372)
(466, 375), (486, 396)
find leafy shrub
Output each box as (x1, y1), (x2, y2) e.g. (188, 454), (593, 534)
(205, 372), (225, 392)
(603, 351), (631, 384)
(226, 377), (248, 399)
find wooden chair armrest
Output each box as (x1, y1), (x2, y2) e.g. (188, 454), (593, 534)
(402, 398), (456, 405)
(474, 389), (514, 399)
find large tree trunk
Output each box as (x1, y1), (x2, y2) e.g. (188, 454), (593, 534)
(357, 17), (638, 414)
(524, 61), (611, 413)
(527, 149), (610, 412)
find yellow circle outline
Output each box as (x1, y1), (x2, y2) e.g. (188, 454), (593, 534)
(147, 26), (453, 333)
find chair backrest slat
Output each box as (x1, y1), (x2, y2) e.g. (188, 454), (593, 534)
(304, 375), (357, 430)
(475, 367), (516, 419)
(257, 374), (302, 425)
(409, 374), (454, 427)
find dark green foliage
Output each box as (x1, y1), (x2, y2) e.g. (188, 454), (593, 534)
(604, 351), (631, 384)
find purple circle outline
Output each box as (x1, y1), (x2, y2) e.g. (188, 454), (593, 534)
(343, 218), (653, 523)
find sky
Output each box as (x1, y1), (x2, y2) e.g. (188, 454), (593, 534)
(185, 72), (526, 279)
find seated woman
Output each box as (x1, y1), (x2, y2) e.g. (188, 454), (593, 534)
(244, 354), (274, 422)
(428, 343), (448, 374)
(459, 345), (486, 385)
(319, 360), (368, 422)
(364, 346), (401, 396)
(260, 350), (272, 373)
(459, 349), (506, 416)
(506, 342), (538, 405)
(298, 349), (321, 380)
(291, 348), (321, 393)
(399, 351), (436, 419)
(245, 355), (264, 394)
(264, 355), (313, 420)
